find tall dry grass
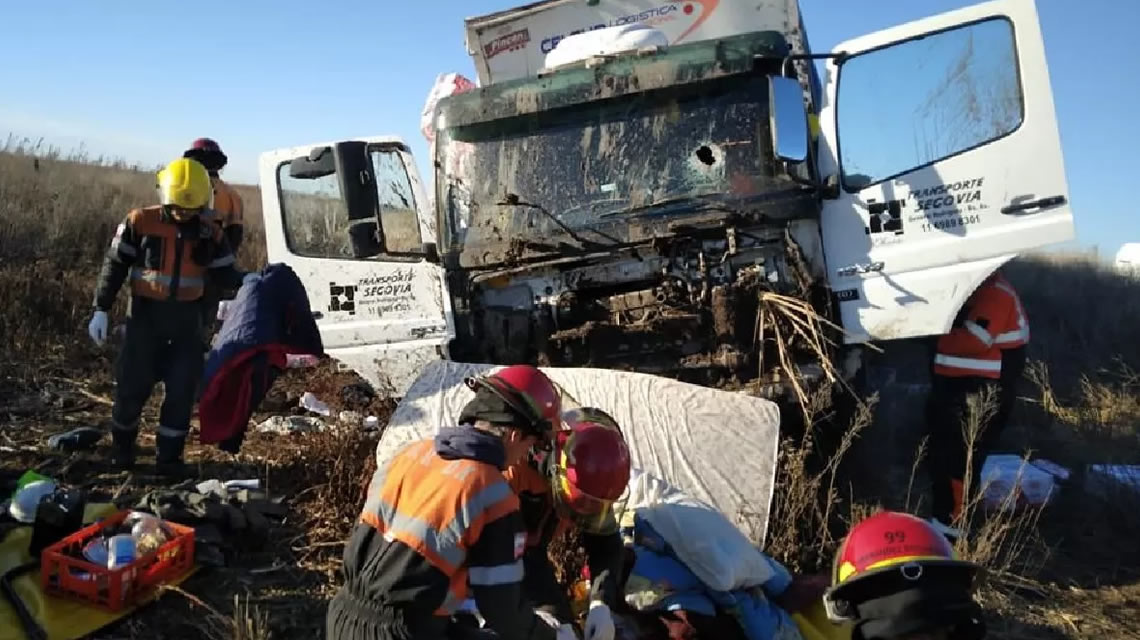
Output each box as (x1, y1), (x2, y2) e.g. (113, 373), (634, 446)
(0, 137), (265, 377)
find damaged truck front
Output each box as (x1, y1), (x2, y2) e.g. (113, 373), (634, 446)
(257, 0), (1075, 403)
(435, 31), (833, 395)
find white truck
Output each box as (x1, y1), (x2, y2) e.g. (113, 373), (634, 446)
(257, 0), (1074, 405)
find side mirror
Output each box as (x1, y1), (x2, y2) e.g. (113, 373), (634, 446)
(768, 75), (809, 165)
(422, 242), (440, 263)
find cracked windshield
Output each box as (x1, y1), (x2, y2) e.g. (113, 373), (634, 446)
(438, 77), (779, 254)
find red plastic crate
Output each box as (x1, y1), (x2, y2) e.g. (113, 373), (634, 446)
(39, 509), (195, 612)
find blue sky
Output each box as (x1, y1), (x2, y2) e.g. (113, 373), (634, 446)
(1, 1), (1134, 257)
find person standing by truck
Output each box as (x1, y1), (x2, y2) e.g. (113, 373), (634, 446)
(925, 269), (1029, 538)
(182, 137), (244, 343)
(327, 364), (575, 640)
(86, 157), (257, 474)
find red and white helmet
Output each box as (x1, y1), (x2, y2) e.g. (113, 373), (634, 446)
(549, 407), (631, 533)
(464, 365), (562, 436)
(824, 511), (985, 639)
(183, 137), (228, 172)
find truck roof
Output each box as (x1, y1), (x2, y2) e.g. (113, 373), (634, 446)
(438, 29), (792, 130)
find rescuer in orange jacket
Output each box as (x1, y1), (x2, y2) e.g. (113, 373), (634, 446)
(87, 157), (257, 475)
(183, 137), (244, 343)
(926, 270), (1029, 538)
(327, 364), (576, 640)
(493, 398), (630, 640)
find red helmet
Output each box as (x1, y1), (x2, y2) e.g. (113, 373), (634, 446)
(183, 138), (228, 172)
(824, 511), (984, 636)
(465, 365), (562, 434)
(550, 408), (631, 533)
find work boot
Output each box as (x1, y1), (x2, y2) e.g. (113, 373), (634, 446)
(110, 428), (137, 471)
(155, 432), (188, 479)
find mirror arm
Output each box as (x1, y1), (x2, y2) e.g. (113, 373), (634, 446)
(778, 52), (846, 78)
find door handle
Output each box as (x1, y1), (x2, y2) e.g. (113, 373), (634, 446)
(1001, 195), (1066, 215)
(837, 261), (884, 277)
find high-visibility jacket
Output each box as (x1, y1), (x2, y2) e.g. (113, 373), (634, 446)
(505, 456), (624, 609)
(93, 206), (241, 310)
(934, 274), (1029, 379)
(209, 177), (244, 228)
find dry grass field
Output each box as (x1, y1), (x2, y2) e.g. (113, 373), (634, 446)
(1, 138), (1138, 638)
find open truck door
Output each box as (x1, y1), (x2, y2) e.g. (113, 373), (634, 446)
(258, 137), (452, 396)
(811, 0), (1073, 342)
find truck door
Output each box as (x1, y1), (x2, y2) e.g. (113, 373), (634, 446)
(258, 137), (452, 396)
(815, 0), (1073, 342)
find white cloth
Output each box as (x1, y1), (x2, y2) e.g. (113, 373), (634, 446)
(88, 310), (108, 346)
(376, 361), (782, 544)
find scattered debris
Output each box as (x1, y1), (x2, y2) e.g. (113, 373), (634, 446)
(299, 392), (331, 417)
(286, 354), (320, 369)
(256, 416), (326, 435)
(1084, 464), (1140, 500)
(980, 455), (1068, 510)
(45, 426), (103, 452)
(338, 410), (363, 426)
(363, 416), (381, 431)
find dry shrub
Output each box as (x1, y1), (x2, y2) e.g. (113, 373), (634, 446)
(764, 383), (877, 574)
(163, 587), (272, 640)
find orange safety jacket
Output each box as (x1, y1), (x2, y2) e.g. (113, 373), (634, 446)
(207, 176), (244, 228)
(505, 460), (572, 548)
(360, 439), (521, 616)
(116, 206), (235, 302)
(934, 273), (1029, 379)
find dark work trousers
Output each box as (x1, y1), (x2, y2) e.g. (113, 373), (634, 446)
(326, 587), (453, 640)
(925, 346), (1026, 523)
(110, 297), (204, 463)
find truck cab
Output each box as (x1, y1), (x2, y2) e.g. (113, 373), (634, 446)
(258, 0), (1073, 399)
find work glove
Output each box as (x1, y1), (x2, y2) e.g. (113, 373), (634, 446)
(536, 610), (578, 640)
(88, 310), (109, 346)
(584, 602), (614, 640)
(584, 569), (615, 640)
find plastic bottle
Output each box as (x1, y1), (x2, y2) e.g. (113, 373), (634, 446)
(128, 513), (170, 555)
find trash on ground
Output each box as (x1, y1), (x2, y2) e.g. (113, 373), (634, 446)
(286, 354), (320, 368)
(339, 410), (363, 426)
(339, 381), (377, 410)
(131, 480), (287, 569)
(9, 479), (58, 523)
(1084, 464), (1140, 500)
(256, 415), (326, 434)
(1030, 458), (1071, 481)
(363, 415), (380, 431)
(195, 478), (262, 497)
(980, 455), (1059, 510)
(299, 391), (331, 416)
(46, 426), (103, 452)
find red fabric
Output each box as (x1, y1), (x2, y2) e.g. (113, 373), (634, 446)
(198, 344), (290, 445)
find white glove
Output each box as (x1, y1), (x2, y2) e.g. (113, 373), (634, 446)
(584, 601), (614, 640)
(216, 300), (231, 322)
(242, 272), (261, 286)
(88, 310), (108, 346)
(536, 610), (578, 640)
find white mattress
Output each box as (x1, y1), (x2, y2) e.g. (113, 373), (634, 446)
(375, 361), (782, 542)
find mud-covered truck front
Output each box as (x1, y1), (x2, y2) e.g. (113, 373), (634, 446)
(258, 0), (1074, 400)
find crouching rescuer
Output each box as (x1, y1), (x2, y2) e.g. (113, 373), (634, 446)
(86, 157), (258, 474)
(327, 364), (578, 640)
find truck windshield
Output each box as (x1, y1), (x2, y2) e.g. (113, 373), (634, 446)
(436, 75), (780, 262)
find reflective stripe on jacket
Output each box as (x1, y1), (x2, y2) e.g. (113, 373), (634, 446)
(361, 439), (521, 616)
(117, 206), (231, 302)
(934, 273), (1029, 379)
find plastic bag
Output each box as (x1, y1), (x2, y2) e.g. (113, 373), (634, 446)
(979, 455), (1059, 510)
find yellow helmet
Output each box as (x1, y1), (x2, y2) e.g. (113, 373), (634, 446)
(156, 157), (212, 211)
